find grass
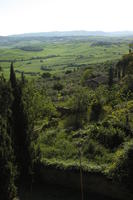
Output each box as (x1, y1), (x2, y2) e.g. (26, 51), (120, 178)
(0, 36), (130, 78)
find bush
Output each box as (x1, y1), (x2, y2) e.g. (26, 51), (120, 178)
(19, 46), (43, 52)
(64, 89), (89, 130)
(53, 82), (63, 91)
(40, 130), (77, 160)
(65, 70), (72, 74)
(83, 139), (107, 159)
(81, 69), (94, 86)
(53, 75), (61, 81)
(42, 72), (51, 79)
(88, 124), (125, 149)
(121, 75), (133, 99)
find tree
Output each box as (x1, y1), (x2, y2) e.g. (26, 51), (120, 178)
(65, 89), (89, 129)
(53, 81), (63, 91)
(10, 62), (17, 89)
(111, 141), (133, 191)
(90, 101), (103, 122)
(108, 66), (114, 88)
(122, 75), (133, 96)
(10, 63), (33, 183)
(0, 75), (12, 117)
(0, 65), (2, 72)
(129, 43), (133, 53)
(42, 72), (51, 79)
(21, 72), (25, 85)
(0, 75), (17, 200)
(81, 69), (93, 86)
(0, 118), (17, 200)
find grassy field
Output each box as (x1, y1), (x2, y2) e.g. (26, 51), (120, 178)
(0, 36), (130, 78)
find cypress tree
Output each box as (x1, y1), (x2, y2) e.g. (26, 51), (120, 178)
(10, 62), (17, 89)
(108, 66), (114, 88)
(0, 75), (17, 200)
(90, 101), (103, 122)
(21, 72), (25, 85)
(0, 118), (17, 200)
(10, 63), (33, 184)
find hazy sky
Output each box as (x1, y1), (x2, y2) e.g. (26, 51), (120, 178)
(0, 0), (133, 36)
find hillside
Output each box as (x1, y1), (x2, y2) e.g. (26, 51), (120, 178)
(1, 36), (133, 200)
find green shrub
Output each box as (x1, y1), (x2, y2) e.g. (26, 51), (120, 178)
(40, 130), (77, 160)
(19, 46), (43, 52)
(65, 70), (72, 74)
(64, 89), (89, 130)
(83, 139), (107, 159)
(53, 82), (63, 91)
(81, 69), (94, 86)
(88, 124), (125, 149)
(42, 72), (51, 79)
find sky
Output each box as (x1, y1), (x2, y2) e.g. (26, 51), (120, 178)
(0, 0), (133, 36)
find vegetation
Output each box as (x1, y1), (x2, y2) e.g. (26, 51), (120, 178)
(0, 36), (130, 78)
(1, 36), (133, 199)
(0, 75), (17, 200)
(18, 46), (43, 52)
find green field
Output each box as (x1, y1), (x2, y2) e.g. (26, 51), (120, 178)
(0, 36), (131, 78)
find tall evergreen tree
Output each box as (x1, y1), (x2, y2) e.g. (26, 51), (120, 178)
(90, 101), (103, 122)
(10, 63), (33, 184)
(108, 66), (114, 88)
(10, 62), (17, 89)
(0, 118), (17, 200)
(0, 75), (17, 200)
(21, 72), (25, 85)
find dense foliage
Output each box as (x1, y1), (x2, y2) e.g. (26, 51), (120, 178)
(0, 75), (17, 200)
(1, 38), (133, 198)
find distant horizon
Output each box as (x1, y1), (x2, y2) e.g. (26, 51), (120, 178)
(1, 30), (133, 37)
